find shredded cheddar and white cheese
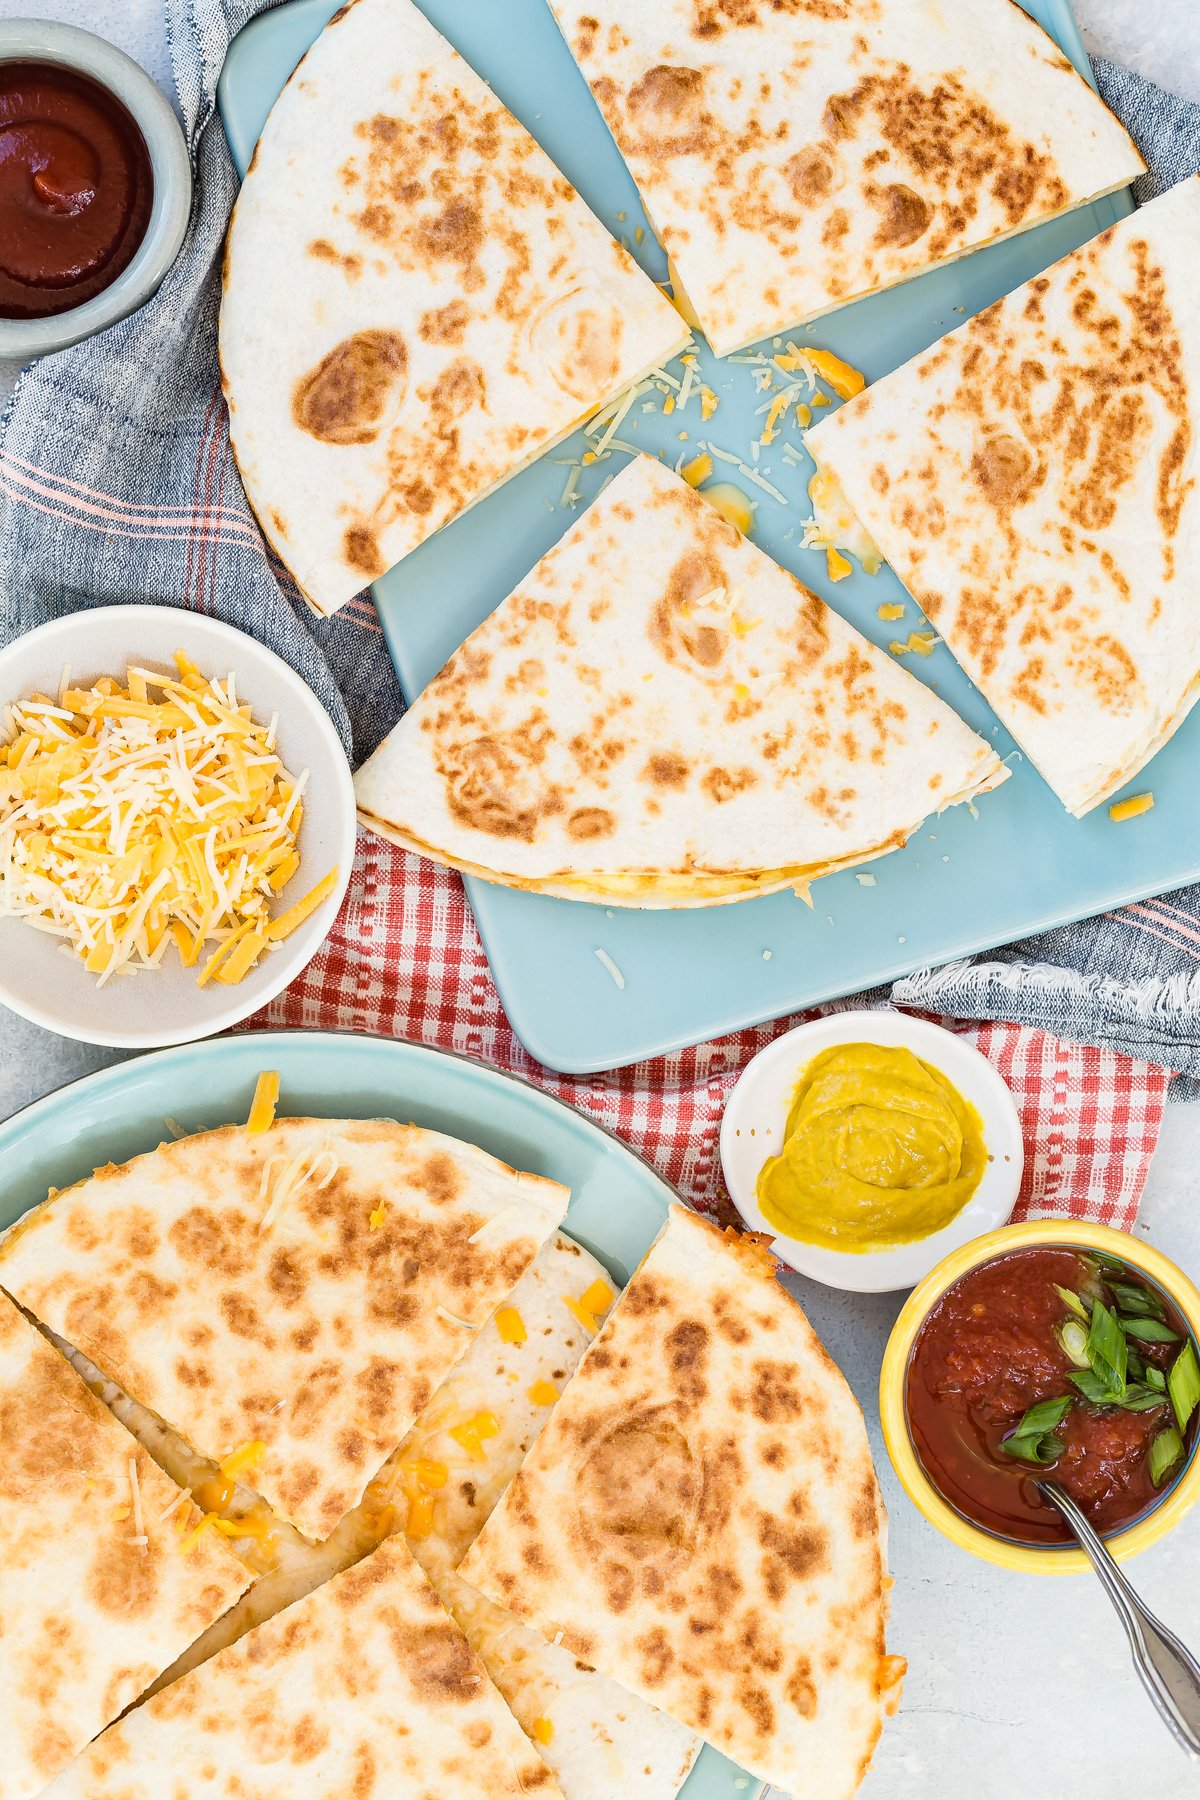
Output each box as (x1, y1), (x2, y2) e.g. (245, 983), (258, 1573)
(0, 655), (337, 987)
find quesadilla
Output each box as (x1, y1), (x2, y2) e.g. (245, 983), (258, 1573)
(0, 1116), (567, 1539)
(145, 1232), (703, 1800)
(549, 0), (1145, 355)
(805, 175), (1200, 817)
(354, 454), (1007, 905)
(461, 1204), (905, 1800)
(41, 1536), (565, 1800)
(0, 1292), (250, 1800)
(219, 0), (688, 617)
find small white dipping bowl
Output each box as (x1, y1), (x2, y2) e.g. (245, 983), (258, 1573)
(720, 1009), (1023, 1293)
(0, 606), (356, 1048)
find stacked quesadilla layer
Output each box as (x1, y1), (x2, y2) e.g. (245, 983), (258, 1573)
(805, 177), (1200, 817)
(354, 455), (1007, 905)
(0, 1293), (250, 1800)
(460, 1204), (905, 1799)
(40, 1536), (564, 1800)
(549, 0), (1144, 355)
(0, 1117), (567, 1538)
(219, 0), (688, 616)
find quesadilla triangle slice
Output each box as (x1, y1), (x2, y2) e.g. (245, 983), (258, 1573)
(0, 1116), (568, 1540)
(805, 175), (1200, 818)
(354, 454), (1008, 907)
(39, 1535), (565, 1800)
(548, 0), (1145, 356)
(148, 1232), (703, 1800)
(0, 1292), (250, 1800)
(218, 0), (689, 618)
(460, 1204), (906, 1800)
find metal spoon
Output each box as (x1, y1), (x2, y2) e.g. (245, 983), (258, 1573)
(1037, 1480), (1200, 1756)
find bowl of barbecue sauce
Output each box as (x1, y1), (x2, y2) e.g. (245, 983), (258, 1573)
(879, 1221), (1200, 1572)
(0, 21), (191, 358)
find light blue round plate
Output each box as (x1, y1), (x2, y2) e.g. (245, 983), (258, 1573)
(0, 1029), (757, 1799)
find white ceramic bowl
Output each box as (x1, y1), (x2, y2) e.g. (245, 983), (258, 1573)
(0, 606), (356, 1048)
(0, 21), (193, 360)
(720, 1009), (1023, 1292)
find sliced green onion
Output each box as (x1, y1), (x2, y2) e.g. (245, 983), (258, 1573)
(1086, 1300), (1128, 1397)
(1145, 1365), (1167, 1392)
(1000, 1396), (1071, 1463)
(1110, 1280), (1166, 1321)
(1126, 1347), (1147, 1382)
(1169, 1342), (1200, 1435)
(1070, 1367), (1124, 1405)
(1056, 1319), (1090, 1368)
(1117, 1385), (1169, 1413)
(1149, 1426), (1184, 1487)
(1122, 1317), (1181, 1344)
(1055, 1284), (1089, 1323)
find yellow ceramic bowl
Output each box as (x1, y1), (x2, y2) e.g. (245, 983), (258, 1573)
(879, 1219), (1200, 1574)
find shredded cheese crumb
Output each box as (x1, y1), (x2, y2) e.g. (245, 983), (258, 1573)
(855, 873), (877, 887)
(0, 657), (334, 986)
(532, 1718), (555, 1745)
(681, 452), (713, 488)
(369, 1203), (387, 1230)
(245, 1070), (280, 1134)
(877, 603), (906, 622)
(527, 1379), (559, 1406)
(594, 947), (625, 990)
(259, 1145), (339, 1232)
(826, 548), (853, 582)
(1109, 792), (1154, 822)
(449, 1412), (500, 1462)
(495, 1306), (527, 1345)
(564, 1280), (614, 1336)
(890, 632), (937, 658)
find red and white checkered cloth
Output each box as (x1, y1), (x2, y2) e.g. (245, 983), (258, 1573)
(251, 830), (1171, 1232)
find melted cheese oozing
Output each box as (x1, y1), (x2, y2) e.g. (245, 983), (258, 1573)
(0, 655), (337, 986)
(803, 466), (884, 576)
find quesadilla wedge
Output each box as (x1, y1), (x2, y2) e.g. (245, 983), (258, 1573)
(144, 1232), (703, 1800)
(40, 1535), (564, 1800)
(461, 1204), (905, 1800)
(0, 1116), (567, 1539)
(805, 176), (1200, 817)
(219, 0), (688, 617)
(0, 1292), (250, 1800)
(549, 0), (1144, 355)
(354, 454), (1007, 905)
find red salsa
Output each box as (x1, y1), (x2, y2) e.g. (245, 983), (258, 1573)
(907, 1246), (1199, 1546)
(0, 61), (153, 319)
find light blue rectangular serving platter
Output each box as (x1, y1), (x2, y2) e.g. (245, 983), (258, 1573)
(219, 0), (1195, 1076)
(0, 1031), (755, 1800)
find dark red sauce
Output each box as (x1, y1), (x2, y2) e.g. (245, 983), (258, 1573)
(0, 61), (153, 319)
(907, 1246), (1196, 1545)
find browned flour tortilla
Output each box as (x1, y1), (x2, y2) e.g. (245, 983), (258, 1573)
(0, 1117), (567, 1539)
(805, 176), (1200, 816)
(0, 1292), (250, 1800)
(40, 1536), (565, 1800)
(461, 1204), (905, 1799)
(353, 455), (1006, 905)
(219, 0), (688, 616)
(548, 0), (1144, 355)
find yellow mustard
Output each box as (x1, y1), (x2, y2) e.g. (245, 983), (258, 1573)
(755, 1043), (987, 1252)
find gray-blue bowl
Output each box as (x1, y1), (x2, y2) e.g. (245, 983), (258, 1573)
(0, 19), (192, 360)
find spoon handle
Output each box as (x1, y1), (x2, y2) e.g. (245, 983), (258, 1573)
(1039, 1481), (1200, 1757)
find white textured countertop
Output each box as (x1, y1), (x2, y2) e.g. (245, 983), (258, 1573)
(1, 4), (1199, 1798)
